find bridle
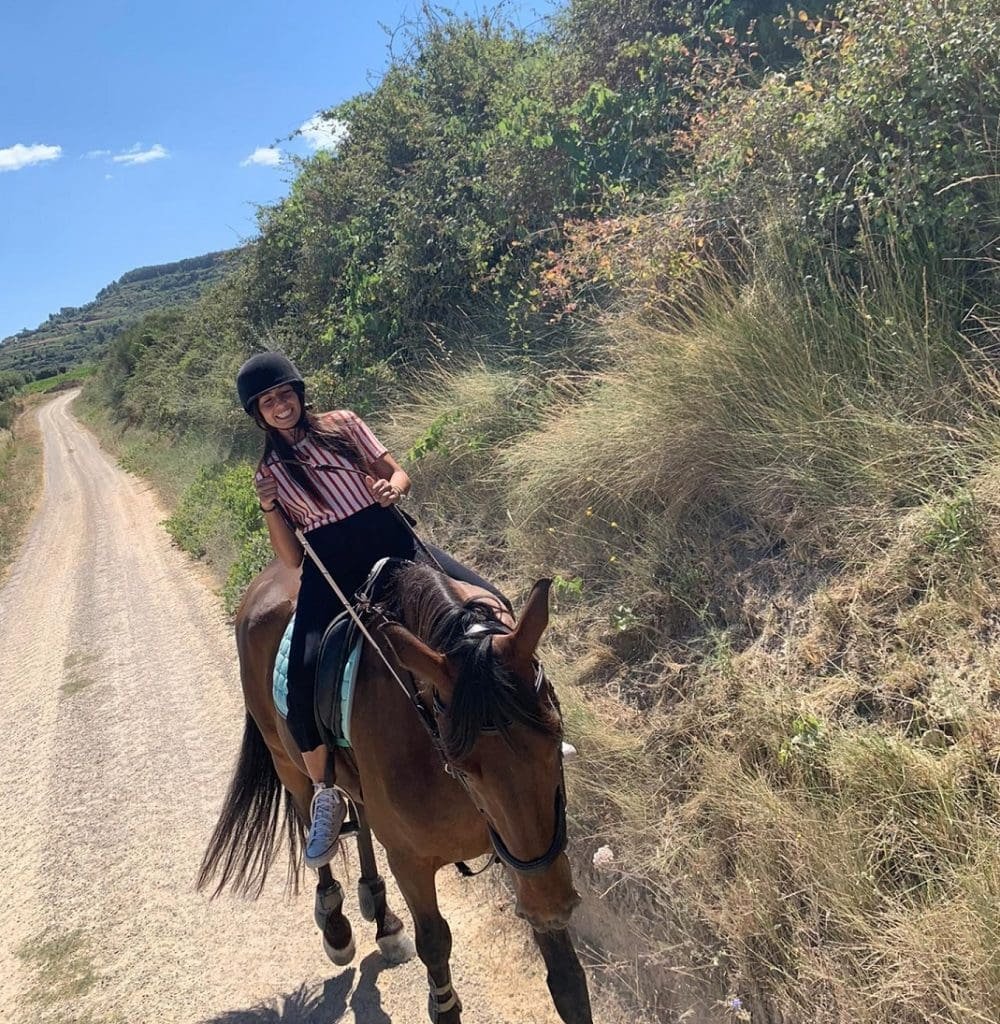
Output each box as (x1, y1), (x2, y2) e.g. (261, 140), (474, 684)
(409, 621), (569, 876)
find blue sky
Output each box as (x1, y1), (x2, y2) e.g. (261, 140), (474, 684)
(0, 0), (549, 342)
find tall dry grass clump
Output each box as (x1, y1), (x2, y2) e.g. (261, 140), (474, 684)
(504, 252), (993, 575)
(380, 361), (556, 577)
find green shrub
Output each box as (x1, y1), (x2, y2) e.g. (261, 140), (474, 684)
(0, 398), (16, 431)
(165, 461), (270, 611)
(690, 0), (1000, 279)
(223, 529), (274, 614)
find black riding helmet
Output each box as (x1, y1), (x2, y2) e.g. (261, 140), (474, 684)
(236, 351), (304, 414)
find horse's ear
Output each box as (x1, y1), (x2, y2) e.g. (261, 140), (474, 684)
(496, 578), (551, 668)
(380, 623), (451, 693)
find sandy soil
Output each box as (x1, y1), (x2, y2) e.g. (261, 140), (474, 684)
(0, 393), (644, 1024)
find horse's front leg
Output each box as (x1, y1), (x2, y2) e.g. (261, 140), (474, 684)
(388, 852), (462, 1024)
(533, 928), (593, 1024)
(309, 866), (354, 965)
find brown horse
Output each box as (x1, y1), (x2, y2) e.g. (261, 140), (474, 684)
(198, 558), (592, 1024)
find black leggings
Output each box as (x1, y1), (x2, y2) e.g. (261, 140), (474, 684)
(285, 503), (504, 751)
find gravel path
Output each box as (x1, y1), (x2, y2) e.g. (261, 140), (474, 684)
(0, 393), (637, 1024)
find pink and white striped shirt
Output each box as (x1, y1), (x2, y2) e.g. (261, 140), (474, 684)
(255, 409), (388, 533)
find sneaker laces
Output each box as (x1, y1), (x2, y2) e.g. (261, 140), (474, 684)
(308, 786), (340, 846)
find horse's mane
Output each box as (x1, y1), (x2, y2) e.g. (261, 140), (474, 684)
(385, 562), (561, 760)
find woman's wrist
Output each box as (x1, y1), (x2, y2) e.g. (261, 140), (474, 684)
(259, 501), (276, 513)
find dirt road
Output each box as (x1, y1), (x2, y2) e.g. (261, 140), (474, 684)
(0, 393), (638, 1024)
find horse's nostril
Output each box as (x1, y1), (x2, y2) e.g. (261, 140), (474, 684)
(514, 901), (575, 933)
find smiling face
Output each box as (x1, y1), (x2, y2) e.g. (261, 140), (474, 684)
(255, 383), (303, 435)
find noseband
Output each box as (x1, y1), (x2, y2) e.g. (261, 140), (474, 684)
(486, 780), (568, 874)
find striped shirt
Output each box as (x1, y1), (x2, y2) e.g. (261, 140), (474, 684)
(255, 410), (388, 533)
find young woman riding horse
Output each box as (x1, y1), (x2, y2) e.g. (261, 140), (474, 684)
(199, 352), (593, 1022)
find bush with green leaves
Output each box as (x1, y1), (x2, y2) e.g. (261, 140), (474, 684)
(689, 0), (1000, 276)
(164, 461), (271, 612)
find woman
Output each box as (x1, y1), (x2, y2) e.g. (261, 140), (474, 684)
(236, 351), (506, 869)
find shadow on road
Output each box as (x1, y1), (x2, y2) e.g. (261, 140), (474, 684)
(204, 972), (357, 1023)
(349, 951), (393, 1024)
(203, 954), (399, 1024)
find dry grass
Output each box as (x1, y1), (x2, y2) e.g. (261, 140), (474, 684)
(387, 252), (1000, 1021)
(553, 496), (1000, 1020)
(502, 259), (990, 566)
(0, 401), (44, 583)
(379, 361), (557, 586)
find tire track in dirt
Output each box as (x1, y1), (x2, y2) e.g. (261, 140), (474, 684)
(0, 393), (642, 1024)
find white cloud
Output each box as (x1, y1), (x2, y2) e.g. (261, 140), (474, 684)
(0, 143), (62, 172)
(299, 115), (346, 152)
(85, 149), (112, 159)
(241, 146), (283, 168)
(112, 143), (168, 165)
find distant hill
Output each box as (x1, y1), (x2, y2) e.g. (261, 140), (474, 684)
(0, 250), (238, 379)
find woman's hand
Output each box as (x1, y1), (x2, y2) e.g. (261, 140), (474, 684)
(366, 475), (402, 507)
(254, 474), (279, 512)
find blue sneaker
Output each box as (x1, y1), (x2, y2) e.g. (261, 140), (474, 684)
(305, 786), (346, 869)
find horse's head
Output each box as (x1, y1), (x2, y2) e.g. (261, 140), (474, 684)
(382, 567), (581, 932)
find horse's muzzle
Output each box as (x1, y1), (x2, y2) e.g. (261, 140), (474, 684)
(514, 887), (581, 932)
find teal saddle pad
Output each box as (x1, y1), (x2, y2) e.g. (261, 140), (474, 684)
(272, 614), (295, 718)
(273, 613), (361, 749)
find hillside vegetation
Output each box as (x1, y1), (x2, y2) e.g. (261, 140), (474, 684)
(0, 250), (234, 379)
(81, 2), (999, 1021)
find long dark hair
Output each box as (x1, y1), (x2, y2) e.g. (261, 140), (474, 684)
(253, 385), (366, 502)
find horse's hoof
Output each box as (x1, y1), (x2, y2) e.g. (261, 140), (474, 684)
(377, 929), (416, 965)
(323, 933), (356, 966)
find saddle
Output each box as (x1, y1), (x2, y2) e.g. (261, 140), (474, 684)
(272, 557), (407, 744)
(312, 556), (408, 753)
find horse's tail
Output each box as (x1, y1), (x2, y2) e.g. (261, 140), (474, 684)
(196, 712), (303, 898)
